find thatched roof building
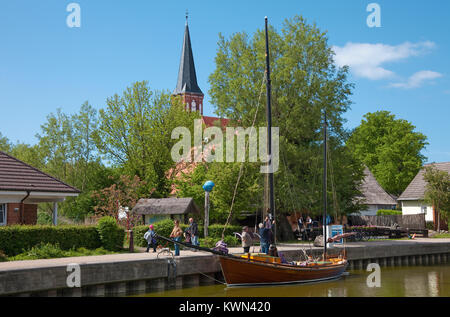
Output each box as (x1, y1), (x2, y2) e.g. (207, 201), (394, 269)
(355, 167), (397, 216)
(398, 162), (450, 229)
(398, 162), (450, 201)
(360, 167), (397, 206)
(132, 197), (200, 216)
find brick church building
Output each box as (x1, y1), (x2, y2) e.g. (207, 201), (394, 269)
(173, 16), (229, 128)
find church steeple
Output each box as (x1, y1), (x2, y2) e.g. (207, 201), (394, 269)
(173, 14), (204, 114)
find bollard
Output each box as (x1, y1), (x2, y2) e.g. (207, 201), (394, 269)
(129, 230), (134, 253)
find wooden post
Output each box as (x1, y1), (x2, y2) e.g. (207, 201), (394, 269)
(129, 230), (134, 253)
(204, 191), (209, 237)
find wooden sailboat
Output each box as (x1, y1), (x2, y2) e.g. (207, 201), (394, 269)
(217, 17), (348, 287)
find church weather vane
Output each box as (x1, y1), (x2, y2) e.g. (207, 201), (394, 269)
(186, 10), (188, 24)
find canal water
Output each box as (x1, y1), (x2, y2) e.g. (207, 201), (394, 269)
(137, 264), (450, 297)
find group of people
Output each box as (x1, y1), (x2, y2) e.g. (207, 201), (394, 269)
(297, 215), (313, 230)
(144, 217), (199, 256)
(297, 214), (332, 229)
(241, 214), (276, 255)
(145, 214), (280, 257)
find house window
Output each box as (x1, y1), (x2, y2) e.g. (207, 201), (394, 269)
(0, 204), (6, 226)
(421, 206), (427, 214)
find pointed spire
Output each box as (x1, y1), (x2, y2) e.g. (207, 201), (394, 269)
(173, 16), (203, 96)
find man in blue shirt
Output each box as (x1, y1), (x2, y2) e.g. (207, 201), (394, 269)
(144, 225), (157, 253)
(258, 223), (270, 254)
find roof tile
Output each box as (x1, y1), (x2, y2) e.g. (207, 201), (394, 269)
(398, 162), (450, 201)
(0, 151), (80, 194)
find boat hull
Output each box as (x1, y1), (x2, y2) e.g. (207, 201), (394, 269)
(219, 255), (347, 287)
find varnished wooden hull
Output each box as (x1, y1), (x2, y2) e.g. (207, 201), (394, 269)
(219, 255), (348, 287)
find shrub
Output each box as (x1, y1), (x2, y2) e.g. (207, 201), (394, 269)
(11, 242), (66, 260)
(377, 209), (402, 216)
(222, 235), (240, 247)
(199, 237), (217, 248)
(96, 216), (125, 251)
(9, 244), (117, 261)
(0, 225), (102, 256)
(37, 211), (53, 225)
(0, 250), (7, 262)
(207, 224), (242, 239)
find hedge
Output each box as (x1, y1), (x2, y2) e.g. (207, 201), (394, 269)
(97, 216), (125, 251)
(134, 219), (242, 248)
(0, 217), (125, 256)
(376, 209), (402, 216)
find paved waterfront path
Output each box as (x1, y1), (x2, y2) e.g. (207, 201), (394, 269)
(1, 238), (449, 272)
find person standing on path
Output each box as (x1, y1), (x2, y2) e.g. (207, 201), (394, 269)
(264, 215), (275, 244)
(241, 226), (252, 253)
(144, 224), (157, 253)
(170, 219), (183, 256)
(186, 217), (199, 247)
(258, 223), (270, 254)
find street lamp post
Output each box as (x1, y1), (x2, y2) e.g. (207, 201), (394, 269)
(118, 206), (134, 253)
(202, 181), (215, 238)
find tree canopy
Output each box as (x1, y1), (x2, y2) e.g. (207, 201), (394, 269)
(96, 81), (200, 197)
(423, 165), (450, 229)
(347, 111), (428, 196)
(204, 15), (364, 221)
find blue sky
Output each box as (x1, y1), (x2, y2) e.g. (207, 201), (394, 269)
(0, 0), (449, 163)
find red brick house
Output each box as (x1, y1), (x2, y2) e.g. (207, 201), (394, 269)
(0, 151), (80, 226)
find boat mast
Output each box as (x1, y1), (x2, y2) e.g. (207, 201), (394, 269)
(323, 110), (327, 259)
(264, 16), (275, 241)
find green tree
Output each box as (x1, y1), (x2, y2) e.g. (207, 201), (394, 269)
(35, 104), (113, 222)
(0, 133), (45, 169)
(97, 81), (199, 197)
(174, 163), (209, 217)
(347, 111), (428, 196)
(207, 15), (363, 224)
(423, 165), (450, 231)
(175, 161), (263, 224)
(72, 102), (100, 192)
(0, 132), (11, 152)
(10, 143), (45, 170)
(37, 108), (75, 184)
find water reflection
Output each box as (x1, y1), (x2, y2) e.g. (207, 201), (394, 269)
(428, 271), (439, 297)
(137, 265), (450, 297)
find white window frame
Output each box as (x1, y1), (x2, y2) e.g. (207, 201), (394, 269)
(0, 203), (6, 226)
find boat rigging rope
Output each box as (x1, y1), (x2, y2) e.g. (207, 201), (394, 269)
(221, 73), (267, 240)
(280, 148), (316, 259)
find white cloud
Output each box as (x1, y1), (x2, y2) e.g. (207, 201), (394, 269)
(390, 71), (443, 89)
(332, 41), (436, 80)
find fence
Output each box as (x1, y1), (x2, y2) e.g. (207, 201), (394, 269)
(348, 214), (426, 229)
